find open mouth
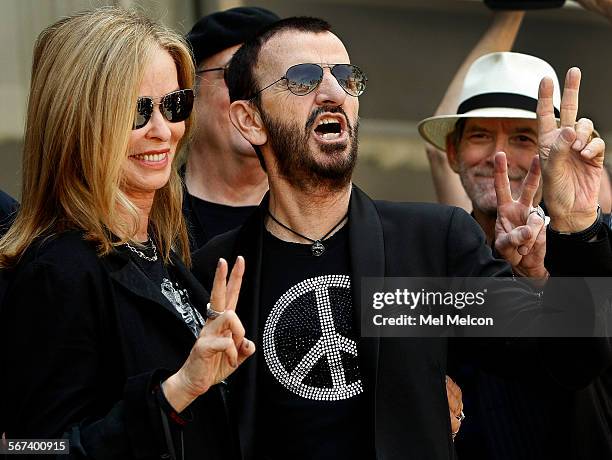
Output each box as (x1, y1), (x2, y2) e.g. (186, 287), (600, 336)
(313, 115), (346, 142)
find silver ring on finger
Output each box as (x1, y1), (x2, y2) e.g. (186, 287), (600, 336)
(456, 410), (465, 422)
(206, 302), (224, 320)
(528, 205), (546, 222)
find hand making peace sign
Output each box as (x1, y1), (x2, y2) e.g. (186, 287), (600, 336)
(162, 256), (255, 413)
(494, 67), (605, 276)
(494, 151), (547, 278)
(538, 68), (604, 233)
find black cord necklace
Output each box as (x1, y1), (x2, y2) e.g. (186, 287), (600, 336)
(266, 209), (349, 256)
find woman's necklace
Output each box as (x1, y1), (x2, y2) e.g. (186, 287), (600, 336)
(124, 237), (158, 262)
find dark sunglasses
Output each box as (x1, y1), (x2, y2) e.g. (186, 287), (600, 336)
(252, 63), (367, 99)
(133, 89), (194, 130)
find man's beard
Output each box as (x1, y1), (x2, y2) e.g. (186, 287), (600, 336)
(459, 163), (526, 217)
(259, 104), (359, 193)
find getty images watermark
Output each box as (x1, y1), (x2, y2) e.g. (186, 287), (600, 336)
(372, 286), (489, 326)
(360, 277), (612, 338)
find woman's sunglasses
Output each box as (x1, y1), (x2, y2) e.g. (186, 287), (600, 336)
(133, 89), (194, 130)
(252, 63), (367, 99)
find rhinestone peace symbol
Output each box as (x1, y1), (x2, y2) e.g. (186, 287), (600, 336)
(263, 275), (363, 401)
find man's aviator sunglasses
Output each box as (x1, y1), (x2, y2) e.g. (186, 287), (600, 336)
(133, 89), (194, 130)
(252, 63), (367, 98)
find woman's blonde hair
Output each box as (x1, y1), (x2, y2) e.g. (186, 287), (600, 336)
(0, 6), (194, 267)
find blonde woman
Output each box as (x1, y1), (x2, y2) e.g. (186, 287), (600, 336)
(0, 8), (253, 459)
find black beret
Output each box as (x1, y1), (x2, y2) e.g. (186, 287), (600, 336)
(186, 7), (280, 66)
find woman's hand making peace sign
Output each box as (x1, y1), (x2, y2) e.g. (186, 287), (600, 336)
(162, 256), (255, 413)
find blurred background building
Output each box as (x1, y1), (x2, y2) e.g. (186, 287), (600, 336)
(1, 0), (610, 201)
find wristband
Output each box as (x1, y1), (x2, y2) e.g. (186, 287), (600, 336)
(547, 205), (602, 242)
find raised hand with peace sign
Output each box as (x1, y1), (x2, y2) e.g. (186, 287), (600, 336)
(494, 67), (605, 275)
(494, 151), (548, 278)
(538, 68), (604, 233)
(162, 256), (255, 413)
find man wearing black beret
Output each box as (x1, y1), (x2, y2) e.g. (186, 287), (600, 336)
(183, 7), (280, 251)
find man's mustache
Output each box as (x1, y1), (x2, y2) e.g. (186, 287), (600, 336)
(472, 165), (526, 182)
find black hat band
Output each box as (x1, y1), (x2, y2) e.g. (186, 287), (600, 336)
(457, 92), (560, 118)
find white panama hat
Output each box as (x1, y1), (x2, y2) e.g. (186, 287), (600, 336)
(418, 52), (562, 151)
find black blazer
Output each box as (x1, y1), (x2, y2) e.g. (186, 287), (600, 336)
(0, 231), (235, 460)
(192, 186), (550, 460)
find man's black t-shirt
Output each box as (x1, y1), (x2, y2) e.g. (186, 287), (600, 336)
(183, 190), (257, 252)
(256, 225), (374, 460)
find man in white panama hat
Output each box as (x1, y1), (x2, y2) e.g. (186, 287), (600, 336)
(419, 51), (563, 250)
(420, 50), (603, 276)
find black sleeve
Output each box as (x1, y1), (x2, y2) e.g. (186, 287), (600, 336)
(445, 208), (611, 389)
(445, 208), (544, 379)
(446, 207), (543, 337)
(545, 224), (612, 276)
(445, 206), (512, 277)
(539, 225), (612, 389)
(67, 370), (176, 459)
(0, 261), (178, 459)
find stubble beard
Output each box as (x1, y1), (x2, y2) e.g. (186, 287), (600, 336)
(458, 163), (526, 218)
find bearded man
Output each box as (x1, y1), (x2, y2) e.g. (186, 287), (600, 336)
(192, 17), (609, 460)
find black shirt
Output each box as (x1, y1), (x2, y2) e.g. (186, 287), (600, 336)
(256, 225), (374, 460)
(182, 189), (257, 252)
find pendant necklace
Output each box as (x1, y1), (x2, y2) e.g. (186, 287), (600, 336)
(266, 209), (348, 257)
